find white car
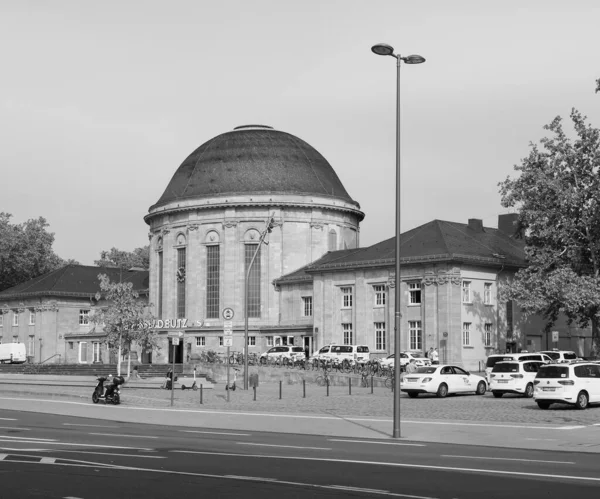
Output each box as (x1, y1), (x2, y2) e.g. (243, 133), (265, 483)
(540, 350), (579, 363)
(381, 352), (431, 369)
(400, 364), (487, 398)
(534, 361), (600, 409)
(489, 360), (545, 398)
(260, 346), (305, 364)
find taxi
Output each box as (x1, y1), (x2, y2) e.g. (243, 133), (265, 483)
(400, 364), (487, 398)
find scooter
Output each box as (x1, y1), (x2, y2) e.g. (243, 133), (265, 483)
(92, 376), (123, 405)
(181, 380), (198, 391)
(225, 368), (239, 391)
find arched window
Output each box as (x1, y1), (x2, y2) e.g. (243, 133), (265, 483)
(328, 229), (337, 251)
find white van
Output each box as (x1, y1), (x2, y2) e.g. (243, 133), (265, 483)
(312, 344), (370, 364)
(0, 343), (27, 364)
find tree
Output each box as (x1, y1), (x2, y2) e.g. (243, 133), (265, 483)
(0, 213), (73, 292)
(498, 109), (600, 355)
(90, 274), (158, 376)
(94, 246), (150, 270)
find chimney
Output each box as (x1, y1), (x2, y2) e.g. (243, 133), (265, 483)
(498, 213), (520, 237)
(468, 218), (484, 232)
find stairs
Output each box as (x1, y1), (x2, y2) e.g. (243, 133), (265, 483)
(0, 363), (187, 378)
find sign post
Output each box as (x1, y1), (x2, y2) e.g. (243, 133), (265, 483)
(223, 314), (233, 401)
(552, 330), (559, 346)
(168, 331), (183, 407)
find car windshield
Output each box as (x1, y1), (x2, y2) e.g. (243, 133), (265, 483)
(415, 367), (437, 374)
(492, 362), (519, 373)
(542, 352), (561, 360)
(564, 352), (577, 360)
(536, 365), (569, 379)
(292, 347), (303, 352)
(486, 356), (515, 368)
(357, 346), (369, 353)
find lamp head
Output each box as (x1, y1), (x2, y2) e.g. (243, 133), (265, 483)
(403, 54), (426, 64)
(371, 43), (395, 57)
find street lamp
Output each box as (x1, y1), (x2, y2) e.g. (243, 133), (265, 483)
(244, 214), (276, 389)
(371, 43), (425, 439)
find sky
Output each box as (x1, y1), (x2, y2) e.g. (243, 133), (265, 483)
(1, 1), (599, 265)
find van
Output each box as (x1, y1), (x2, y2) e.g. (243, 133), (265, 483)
(0, 343), (27, 364)
(312, 344), (370, 363)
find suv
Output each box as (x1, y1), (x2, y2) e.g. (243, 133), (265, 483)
(489, 360), (545, 398)
(485, 353), (551, 384)
(534, 361), (600, 409)
(260, 346), (305, 364)
(540, 350), (579, 363)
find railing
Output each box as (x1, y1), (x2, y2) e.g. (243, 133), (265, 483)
(40, 354), (61, 365)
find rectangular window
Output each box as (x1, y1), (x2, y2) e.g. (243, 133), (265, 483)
(507, 300), (514, 338)
(341, 287), (353, 308)
(375, 322), (386, 350)
(177, 247), (186, 319)
(79, 310), (90, 326)
(248, 336), (256, 346)
(28, 336), (35, 356)
(484, 323), (492, 347)
(218, 336), (223, 347)
(484, 283), (492, 305)
(287, 336), (294, 346)
(342, 323), (353, 345)
(79, 342), (87, 363)
(462, 281), (472, 303)
(463, 322), (471, 346)
(29, 311), (35, 326)
(408, 282), (422, 305)
(13, 313), (18, 326)
(0, 315), (4, 327)
(158, 251), (164, 317)
(12, 336), (18, 343)
(206, 245), (220, 319)
(245, 244), (261, 318)
(68, 341), (74, 350)
(409, 321), (422, 351)
(92, 342), (101, 363)
(374, 285), (386, 307)
(196, 336), (206, 347)
(302, 296), (313, 317)
(266, 336), (273, 347)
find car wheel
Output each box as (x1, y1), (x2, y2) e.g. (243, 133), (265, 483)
(408, 392), (418, 398)
(436, 383), (448, 398)
(537, 401), (551, 410)
(575, 391), (589, 410)
(492, 391), (503, 398)
(476, 381), (486, 395)
(524, 383), (534, 398)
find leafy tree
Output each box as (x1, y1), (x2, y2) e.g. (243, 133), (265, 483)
(0, 213), (74, 292)
(90, 274), (158, 376)
(94, 246), (150, 270)
(499, 109), (600, 355)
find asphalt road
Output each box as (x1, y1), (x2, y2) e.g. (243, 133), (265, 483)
(1, 409), (599, 498)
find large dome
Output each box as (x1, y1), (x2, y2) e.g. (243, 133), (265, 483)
(151, 125), (359, 210)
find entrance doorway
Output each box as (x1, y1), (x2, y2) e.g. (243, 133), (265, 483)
(303, 336), (312, 356)
(168, 339), (184, 363)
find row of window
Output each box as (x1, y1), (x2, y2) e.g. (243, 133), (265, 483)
(0, 310), (91, 327)
(462, 322), (494, 347)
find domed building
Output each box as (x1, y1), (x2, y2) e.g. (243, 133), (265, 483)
(145, 125), (364, 363)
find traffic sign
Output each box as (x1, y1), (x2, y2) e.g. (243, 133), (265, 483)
(168, 331), (184, 338)
(224, 320), (233, 329)
(172, 337), (180, 346)
(223, 308), (234, 320)
(552, 330), (559, 343)
(224, 329), (233, 336)
(223, 337), (233, 347)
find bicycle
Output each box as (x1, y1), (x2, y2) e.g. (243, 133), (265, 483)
(315, 367), (331, 387)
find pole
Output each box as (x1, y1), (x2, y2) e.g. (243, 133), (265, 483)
(226, 346), (230, 402)
(170, 341), (175, 407)
(392, 55), (402, 439)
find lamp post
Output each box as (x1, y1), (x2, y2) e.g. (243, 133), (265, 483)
(244, 215), (276, 389)
(371, 43), (425, 439)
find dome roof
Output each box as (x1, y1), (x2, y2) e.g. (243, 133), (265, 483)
(151, 125), (359, 209)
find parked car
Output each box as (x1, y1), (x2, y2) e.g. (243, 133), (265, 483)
(540, 350), (579, 363)
(489, 360), (545, 398)
(485, 352), (551, 384)
(400, 364), (487, 398)
(534, 361), (600, 409)
(311, 344), (370, 364)
(260, 346), (305, 364)
(0, 343), (26, 364)
(380, 352), (431, 370)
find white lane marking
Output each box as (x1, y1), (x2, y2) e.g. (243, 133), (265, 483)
(329, 439), (425, 447)
(226, 475), (279, 482)
(181, 430), (251, 436)
(236, 442), (331, 451)
(328, 485), (399, 495)
(172, 450), (600, 483)
(441, 454), (575, 465)
(39, 457), (56, 464)
(64, 423), (118, 428)
(557, 426), (586, 430)
(0, 454), (7, 460)
(0, 448), (49, 451)
(0, 397), (581, 431)
(39, 449), (165, 459)
(0, 436), (56, 442)
(0, 418), (17, 421)
(64, 497), (84, 499)
(0, 426), (29, 430)
(0, 440), (153, 451)
(89, 433), (158, 439)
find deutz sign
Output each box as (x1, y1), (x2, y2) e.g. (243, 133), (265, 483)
(146, 319), (204, 329)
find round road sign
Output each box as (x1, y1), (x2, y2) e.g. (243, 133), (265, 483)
(222, 308), (234, 320)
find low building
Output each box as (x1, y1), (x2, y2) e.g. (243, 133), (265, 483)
(0, 265), (149, 364)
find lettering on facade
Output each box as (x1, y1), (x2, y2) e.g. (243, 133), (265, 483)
(143, 318), (205, 329)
